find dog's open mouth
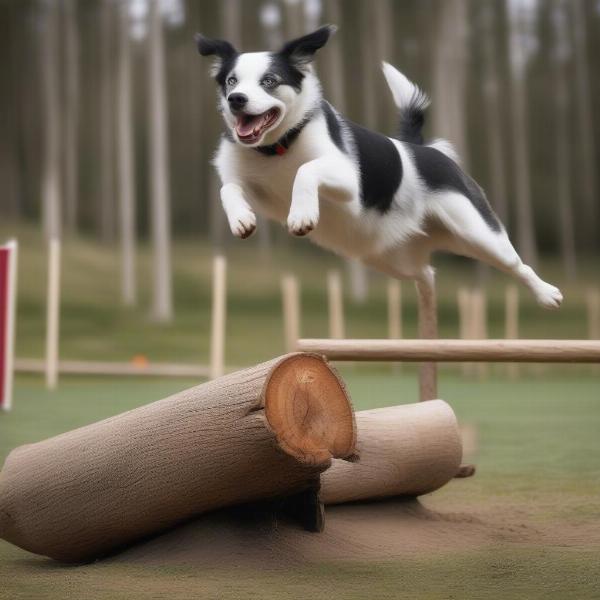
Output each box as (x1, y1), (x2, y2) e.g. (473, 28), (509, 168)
(235, 108), (280, 144)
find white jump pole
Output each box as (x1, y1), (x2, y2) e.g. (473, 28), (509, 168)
(281, 274), (300, 353)
(0, 240), (18, 411)
(209, 255), (227, 380)
(45, 238), (61, 390)
(327, 270), (345, 339)
(505, 285), (519, 379)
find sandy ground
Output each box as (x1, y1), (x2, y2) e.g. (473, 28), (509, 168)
(111, 494), (600, 569)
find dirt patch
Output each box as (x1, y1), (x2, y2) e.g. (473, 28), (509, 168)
(109, 495), (597, 568)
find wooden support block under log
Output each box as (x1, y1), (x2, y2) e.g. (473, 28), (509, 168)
(321, 400), (463, 504)
(0, 354), (356, 563)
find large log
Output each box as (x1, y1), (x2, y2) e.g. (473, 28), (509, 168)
(321, 400), (462, 504)
(0, 354), (356, 563)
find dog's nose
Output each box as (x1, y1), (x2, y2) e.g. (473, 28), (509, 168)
(227, 93), (248, 111)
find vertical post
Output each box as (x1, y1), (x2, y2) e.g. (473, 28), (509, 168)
(457, 287), (473, 376)
(473, 288), (488, 379)
(387, 279), (402, 340)
(587, 288), (600, 340)
(387, 279), (402, 373)
(505, 285), (519, 379)
(415, 271), (438, 401)
(327, 270), (345, 339)
(0, 241), (18, 411)
(46, 238), (61, 389)
(210, 255), (227, 380)
(281, 274), (300, 353)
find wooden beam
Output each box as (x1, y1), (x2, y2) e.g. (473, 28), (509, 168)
(296, 339), (600, 363)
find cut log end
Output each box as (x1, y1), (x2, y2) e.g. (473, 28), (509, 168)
(264, 354), (356, 466)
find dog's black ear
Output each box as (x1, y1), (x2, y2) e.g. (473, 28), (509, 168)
(278, 25), (337, 66)
(194, 34), (237, 61)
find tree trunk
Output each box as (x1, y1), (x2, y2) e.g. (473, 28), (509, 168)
(41, 2), (61, 241)
(321, 400), (463, 503)
(0, 354), (357, 563)
(432, 0), (469, 165)
(552, 0), (576, 280)
(148, 0), (173, 321)
(62, 0), (79, 233)
(570, 0), (597, 252)
(99, 0), (115, 242)
(507, 2), (538, 267)
(480, 0), (508, 224)
(117, 4), (137, 305)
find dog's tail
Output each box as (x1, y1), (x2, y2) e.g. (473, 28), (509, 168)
(382, 62), (430, 145)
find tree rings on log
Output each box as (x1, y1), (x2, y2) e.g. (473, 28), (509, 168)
(264, 353), (357, 466)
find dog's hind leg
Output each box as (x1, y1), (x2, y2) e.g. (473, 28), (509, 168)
(431, 192), (563, 309)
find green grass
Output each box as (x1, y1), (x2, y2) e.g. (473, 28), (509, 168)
(1, 372), (600, 599)
(2, 223), (598, 367)
(1, 224), (599, 598)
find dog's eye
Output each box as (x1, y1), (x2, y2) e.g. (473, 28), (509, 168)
(227, 76), (237, 87)
(261, 76), (277, 88)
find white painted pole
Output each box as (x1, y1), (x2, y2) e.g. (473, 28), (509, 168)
(2, 240), (18, 410)
(505, 285), (519, 379)
(45, 238), (61, 390)
(281, 274), (300, 353)
(209, 255), (227, 380)
(327, 270), (345, 339)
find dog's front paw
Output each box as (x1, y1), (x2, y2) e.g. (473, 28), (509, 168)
(229, 209), (256, 239)
(287, 210), (318, 237)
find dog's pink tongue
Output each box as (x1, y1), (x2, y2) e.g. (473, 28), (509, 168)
(237, 115), (260, 137)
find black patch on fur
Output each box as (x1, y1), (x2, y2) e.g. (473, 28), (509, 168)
(410, 145), (501, 231)
(194, 34), (239, 93)
(345, 121), (402, 213)
(268, 54), (304, 92)
(321, 101), (345, 152)
(278, 25), (336, 66)
(397, 104), (426, 145)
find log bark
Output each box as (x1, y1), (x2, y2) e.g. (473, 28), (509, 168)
(0, 354), (356, 563)
(321, 401), (462, 504)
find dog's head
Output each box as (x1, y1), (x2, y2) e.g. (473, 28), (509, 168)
(195, 25), (335, 147)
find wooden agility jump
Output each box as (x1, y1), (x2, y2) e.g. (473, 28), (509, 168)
(296, 339), (600, 363)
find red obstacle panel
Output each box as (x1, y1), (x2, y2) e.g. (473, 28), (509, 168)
(0, 242), (16, 411)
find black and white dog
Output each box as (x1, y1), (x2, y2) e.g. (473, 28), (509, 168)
(195, 25), (562, 310)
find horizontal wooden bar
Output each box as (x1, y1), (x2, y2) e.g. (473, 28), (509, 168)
(15, 358), (211, 378)
(296, 339), (600, 363)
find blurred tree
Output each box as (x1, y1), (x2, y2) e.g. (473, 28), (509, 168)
(283, 0), (303, 39)
(480, 0), (509, 225)
(551, 0), (576, 279)
(148, 0), (173, 321)
(507, 0), (538, 267)
(41, 0), (62, 241)
(570, 0), (598, 252)
(432, 0), (469, 166)
(62, 0), (80, 233)
(117, 1), (137, 306)
(99, 0), (116, 242)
